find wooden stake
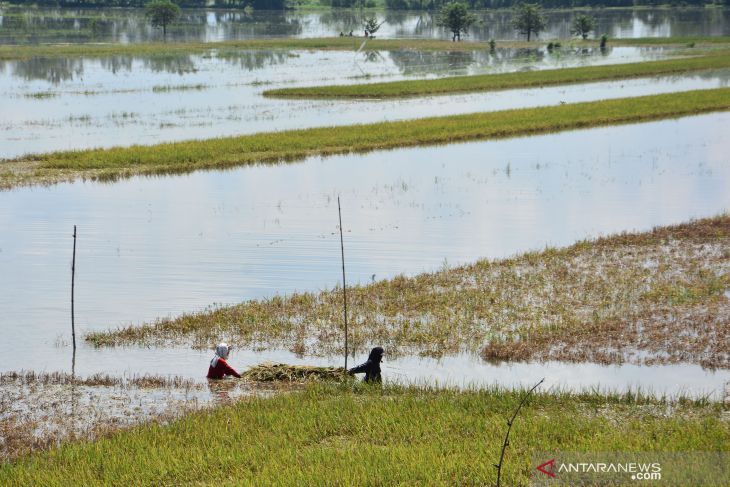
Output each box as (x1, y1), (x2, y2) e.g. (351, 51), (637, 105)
(71, 225), (77, 351)
(337, 196), (349, 371)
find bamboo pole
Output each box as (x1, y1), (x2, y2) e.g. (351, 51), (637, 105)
(337, 197), (349, 371)
(71, 225), (77, 352)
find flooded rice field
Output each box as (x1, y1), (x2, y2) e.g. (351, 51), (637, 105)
(1, 6), (728, 44)
(2, 46), (729, 157)
(1, 112), (729, 396)
(0, 370), (275, 461)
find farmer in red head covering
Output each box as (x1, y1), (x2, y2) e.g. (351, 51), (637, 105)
(207, 343), (241, 379)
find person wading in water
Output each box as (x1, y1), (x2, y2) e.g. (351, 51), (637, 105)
(207, 343), (241, 379)
(348, 346), (384, 383)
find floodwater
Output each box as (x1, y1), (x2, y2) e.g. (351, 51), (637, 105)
(2, 45), (730, 157)
(1, 6), (728, 44)
(14, 347), (730, 399)
(1, 113), (730, 396)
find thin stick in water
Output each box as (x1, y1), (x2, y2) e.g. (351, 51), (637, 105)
(71, 225), (77, 351)
(337, 196), (349, 371)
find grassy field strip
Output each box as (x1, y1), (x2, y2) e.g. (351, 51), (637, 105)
(3, 88), (730, 190)
(0, 38), (525, 60)
(264, 51), (730, 98)
(0, 383), (727, 485)
(1, 36), (729, 61)
(87, 215), (730, 369)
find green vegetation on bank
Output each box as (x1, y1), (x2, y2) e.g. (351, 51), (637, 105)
(3, 88), (730, 190)
(0, 37), (496, 61)
(1, 35), (729, 61)
(265, 51), (730, 98)
(1, 383), (727, 485)
(87, 215), (730, 369)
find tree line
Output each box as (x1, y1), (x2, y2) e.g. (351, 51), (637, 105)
(7, 0), (729, 8)
(4, 0), (286, 8)
(387, 0), (727, 10)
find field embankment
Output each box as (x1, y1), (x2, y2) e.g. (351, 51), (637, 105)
(87, 216), (730, 369)
(1, 383), (727, 485)
(3, 88), (730, 190)
(265, 51), (730, 99)
(1, 36), (729, 61)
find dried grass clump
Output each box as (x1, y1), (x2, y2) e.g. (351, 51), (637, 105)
(242, 363), (346, 383)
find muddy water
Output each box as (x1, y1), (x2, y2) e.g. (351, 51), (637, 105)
(1, 7), (729, 44)
(1, 113), (729, 396)
(2, 46), (729, 157)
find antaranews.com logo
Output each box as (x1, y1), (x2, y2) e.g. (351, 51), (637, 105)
(536, 458), (661, 481)
(530, 452), (729, 486)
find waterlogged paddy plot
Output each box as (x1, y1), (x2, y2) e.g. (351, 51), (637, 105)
(3, 46), (730, 157)
(1, 6), (728, 44)
(1, 114), (729, 390)
(0, 370), (274, 462)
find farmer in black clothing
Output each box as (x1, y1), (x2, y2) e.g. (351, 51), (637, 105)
(348, 347), (384, 383)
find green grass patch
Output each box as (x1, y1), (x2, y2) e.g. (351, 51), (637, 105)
(151, 83), (207, 93)
(0, 383), (727, 485)
(22, 90), (58, 99)
(265, 51), (730, 98)
(4, 88), (730, 190)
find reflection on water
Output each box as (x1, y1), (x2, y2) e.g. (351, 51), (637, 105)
(0, 6), (728, 44)
(4, 46), (729, 158)
(0, 113), (729, 393)
(0, 45), (668, 83)
(10, 56), (85, 84)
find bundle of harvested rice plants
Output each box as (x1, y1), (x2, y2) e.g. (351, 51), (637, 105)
(242, 363), (347, 382)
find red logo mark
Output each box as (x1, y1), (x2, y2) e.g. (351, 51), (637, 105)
(536, 459), (556, 478)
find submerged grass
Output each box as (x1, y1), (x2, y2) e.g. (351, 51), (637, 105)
(87, 216), (730, 369)
(264, 51), (730, 99)
(0, 370), (209, 462)
(4, 88), (730, 190)
(2, 36), (727, 61)
(0, 370), (200, 389)
(0, 383), (727, 485)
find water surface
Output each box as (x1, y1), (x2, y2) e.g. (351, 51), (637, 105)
(2, 45), (728, 157)
(1, 113), (729, 393)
